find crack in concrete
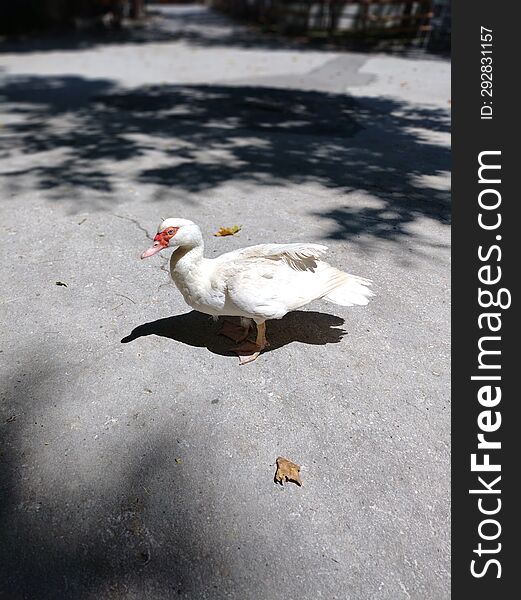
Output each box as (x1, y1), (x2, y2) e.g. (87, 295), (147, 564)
(112, 213), (154, 241)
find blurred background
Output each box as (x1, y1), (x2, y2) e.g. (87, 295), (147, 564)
(1, 1), (450, 52)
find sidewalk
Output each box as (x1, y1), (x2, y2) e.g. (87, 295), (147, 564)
(0, 4), (450, 599)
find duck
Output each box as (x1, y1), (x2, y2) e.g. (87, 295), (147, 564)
(141, 218), (373, 364)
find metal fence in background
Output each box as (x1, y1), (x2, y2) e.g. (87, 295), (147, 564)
(209, 0), (450, 49)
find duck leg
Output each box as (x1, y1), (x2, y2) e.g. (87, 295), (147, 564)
(218, 317), (252, 342)
(231, 321), (269, 365)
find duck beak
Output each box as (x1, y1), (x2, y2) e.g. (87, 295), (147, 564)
(141, 242), (163, 259)
(141, 233), (167, 259)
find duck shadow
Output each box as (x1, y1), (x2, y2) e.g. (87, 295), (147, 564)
(121, 310), (346, 357)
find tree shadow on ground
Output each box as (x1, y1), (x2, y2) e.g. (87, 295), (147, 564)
(0, 74), (450, 243)
(0, 348), (264, 599)
(121, 310), (346, 357)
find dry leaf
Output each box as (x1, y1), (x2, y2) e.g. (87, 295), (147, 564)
(214, 225), (242, 237)
(55, 281), (68, 287)
(274, 456), (302, 486)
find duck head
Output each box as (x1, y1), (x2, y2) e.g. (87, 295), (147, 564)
(141, 218), (202, 259)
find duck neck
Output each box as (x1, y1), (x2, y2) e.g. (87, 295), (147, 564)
(169, 242), (204, 280)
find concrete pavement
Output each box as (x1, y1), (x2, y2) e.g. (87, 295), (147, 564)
(0, 4), (450, 599)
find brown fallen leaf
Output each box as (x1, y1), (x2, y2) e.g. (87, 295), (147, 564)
(274, 456), (302, 487)
(214, 224), (242, 237)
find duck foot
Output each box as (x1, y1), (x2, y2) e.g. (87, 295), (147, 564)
(230, 341), (264, 365)
(218, 319), (251, 343)
(230, 321), (268, 365)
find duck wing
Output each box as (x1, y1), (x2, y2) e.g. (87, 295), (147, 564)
(209, 243), (363, 320)
(214, 243), (329, 271)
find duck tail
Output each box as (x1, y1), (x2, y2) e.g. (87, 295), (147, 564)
(322, 274), (374, 307)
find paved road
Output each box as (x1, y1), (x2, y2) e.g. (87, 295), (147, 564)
(0, 5), (450, 599)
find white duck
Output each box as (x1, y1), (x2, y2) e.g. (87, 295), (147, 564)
(141, 218), (373, 364)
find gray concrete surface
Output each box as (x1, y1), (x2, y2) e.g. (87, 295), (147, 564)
(0, 4), (450, 599)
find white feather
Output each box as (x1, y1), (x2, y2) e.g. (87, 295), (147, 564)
(323, 275), (374, 307)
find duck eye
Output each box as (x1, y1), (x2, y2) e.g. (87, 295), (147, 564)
(168, 229), (175, 235)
